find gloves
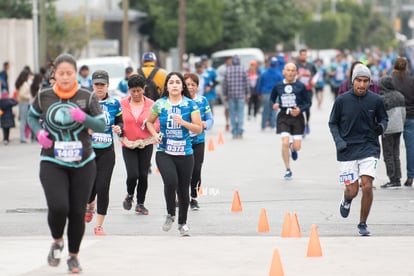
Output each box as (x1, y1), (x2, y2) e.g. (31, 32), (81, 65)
(36, 130), (53, 149)
(337, 140), (347, 153)
(68, 107), (86, 123)
(374, 124), (383, 136)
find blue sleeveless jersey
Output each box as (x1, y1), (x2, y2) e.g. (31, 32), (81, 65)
(190, 95), (211, 145)
(150, 96), (200, 155)
(92, 96), (122, 149)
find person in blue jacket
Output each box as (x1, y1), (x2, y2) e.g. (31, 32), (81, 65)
(329, 64), (388, 236)
(256, 57), (283, 130)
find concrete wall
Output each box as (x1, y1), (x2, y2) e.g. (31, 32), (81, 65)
(0, 19), (34, 93)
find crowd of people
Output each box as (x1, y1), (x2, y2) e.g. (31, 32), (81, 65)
(1, 45), (414, 272)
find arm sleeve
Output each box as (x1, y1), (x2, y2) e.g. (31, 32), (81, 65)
(27, 106), (43, 135)
(204, 111), (214, 130)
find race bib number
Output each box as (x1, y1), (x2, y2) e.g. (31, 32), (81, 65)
(54, 141), (83, 162)
(165, 139), (186, 155)
(91, 133), (112, 144)
(339, 172), (355, 185)
(281, 94), (296, 108)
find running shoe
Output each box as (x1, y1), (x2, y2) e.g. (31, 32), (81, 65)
(380, 182), (401, 189)
(404, 178), (413, 187)
(135, 204), (149, 215)
(190, 199), (200, 211)
(339, 196), (352, 218)
(284, 169), (292, 180)
(123, 195), (133, 211)
(162, 214), (175, 231)
(47, 241), (64, 267)
(178, 224), (190, 237)
(357, 222), (371, 236)
(67, 256), (82, 274)
(289, 143), (298, 161)
(94, 226), (106, 236)
(84, 208), (93, 223)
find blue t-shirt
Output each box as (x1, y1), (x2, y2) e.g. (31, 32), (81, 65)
(190, 95), (213, 145)
(91, 96), (122, 149)
(150, 96), (200, 155)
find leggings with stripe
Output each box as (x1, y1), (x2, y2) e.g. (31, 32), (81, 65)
(40, 160), (96, 254)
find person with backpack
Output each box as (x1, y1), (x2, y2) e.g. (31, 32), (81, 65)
(137, 52), (168, 101)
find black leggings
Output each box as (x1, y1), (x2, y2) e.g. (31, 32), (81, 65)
(122, 145), (153, 204)
(2, 128), (10, 141)
(156, 151), (194, 225)
(191, 142), (205, 198)
(40, 160), (96, 254)
(88, 146), (115, 215)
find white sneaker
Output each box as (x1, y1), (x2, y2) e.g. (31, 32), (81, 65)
(178, 224), (190, 237)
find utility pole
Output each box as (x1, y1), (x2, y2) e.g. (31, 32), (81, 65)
(39, 0), (46, 68)
(122, 0), (129, 56)
(178, 0), (186, 71)
(32, 0), (39, 73)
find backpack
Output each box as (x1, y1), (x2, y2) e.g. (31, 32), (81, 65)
(137, 67), (160, 101)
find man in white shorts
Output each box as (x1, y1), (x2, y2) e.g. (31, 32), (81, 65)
(329, 64), (388, 236)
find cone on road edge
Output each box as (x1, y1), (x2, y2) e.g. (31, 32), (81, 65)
(307, 224), (323, 257)
(281, 212), (291, 237)
(208, 138), (215, 151)
(289, 212), (302, 238)
(218, 131), (225, 145)
(257, 208), (270, 232)
(269, 248), (284, 276)
(231, 190), (242, 212)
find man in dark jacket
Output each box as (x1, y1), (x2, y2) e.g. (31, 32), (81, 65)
(328, 64), (388, 236)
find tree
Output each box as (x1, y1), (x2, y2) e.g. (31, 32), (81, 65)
(131, 0), (305, 54)
(0, 0), (31, 19)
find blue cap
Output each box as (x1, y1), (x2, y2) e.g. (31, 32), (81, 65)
(142, 52), (157, 62)
(269, 57), (278, 67)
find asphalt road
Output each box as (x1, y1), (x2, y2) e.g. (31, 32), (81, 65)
(1, 88), (413, 275)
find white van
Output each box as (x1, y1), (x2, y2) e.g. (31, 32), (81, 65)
(211, 48), (265, 69)
(77, 56), (136, 98)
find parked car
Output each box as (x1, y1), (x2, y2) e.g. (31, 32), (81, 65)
(211, 48), (265, 69)
(76, 56), (136, 98)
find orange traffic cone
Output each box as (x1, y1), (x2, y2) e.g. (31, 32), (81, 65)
(231, 190), (242, 212)
(289, 212), (301, 238)
(307, 224), (323, 257)
(198, 185), (203, 197)
(280, 212), (291, 238)
(217, 131), (225, 145)
(268, 248), (284, 276)
(208, 138), (215, 151)
(257, 208), (270, 232)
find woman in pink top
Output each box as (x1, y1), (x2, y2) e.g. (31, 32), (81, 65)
(120, 74), (159, 215)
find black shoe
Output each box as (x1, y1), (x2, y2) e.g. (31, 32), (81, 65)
(123, 195), (133, 210)
(339, 195), (352, 218)
(190, 199), (200, 211)
(380, 182), (401, 189)
(404, 178), (413, 187)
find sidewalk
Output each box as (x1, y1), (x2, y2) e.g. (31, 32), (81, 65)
(3, 236), (414, 275)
